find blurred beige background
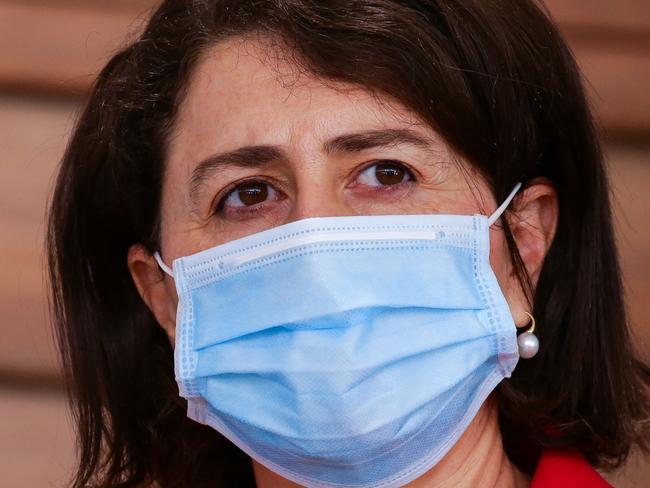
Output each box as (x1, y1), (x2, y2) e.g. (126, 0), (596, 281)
(0, 1), (648, 486)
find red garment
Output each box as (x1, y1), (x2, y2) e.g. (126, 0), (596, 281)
(531, 449), (612, 487)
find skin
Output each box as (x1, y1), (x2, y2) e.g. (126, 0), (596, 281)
(128, 35), (558, 487)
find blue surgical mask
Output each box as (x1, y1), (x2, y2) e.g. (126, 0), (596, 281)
(154, 183), (522, 488)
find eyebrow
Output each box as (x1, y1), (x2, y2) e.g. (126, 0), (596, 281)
(323, 128), (434, 154)
(188, 128), (435, 204)
(189, 145), (283, 203)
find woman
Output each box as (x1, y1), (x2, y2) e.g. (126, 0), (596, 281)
(47, 1), (649, 487)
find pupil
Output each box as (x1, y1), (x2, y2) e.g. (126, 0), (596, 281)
(238, 182), (268, 206)
(376, 163), (405, 185)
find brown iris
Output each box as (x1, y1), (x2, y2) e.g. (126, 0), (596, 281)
(374, 162), (406, 185)
(237, 181), (268, 206)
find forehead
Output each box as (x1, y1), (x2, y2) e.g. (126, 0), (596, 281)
(167, 35), (439, 160)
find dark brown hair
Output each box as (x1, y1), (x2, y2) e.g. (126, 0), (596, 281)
(47, 0), (650, 486)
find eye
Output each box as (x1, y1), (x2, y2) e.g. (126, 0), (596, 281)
(356, 161), (415, 188)
(216, 180), (280, 212)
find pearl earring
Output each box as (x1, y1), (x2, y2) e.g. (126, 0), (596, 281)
(517, 311), (539, 359)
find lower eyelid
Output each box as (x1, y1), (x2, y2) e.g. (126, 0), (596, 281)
(375, 179), (415, 192)
(348, 181), (416, 201)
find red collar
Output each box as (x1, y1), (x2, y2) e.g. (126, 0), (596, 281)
(531, 449), (612, 487)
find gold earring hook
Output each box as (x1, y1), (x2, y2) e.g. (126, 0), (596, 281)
(523, 311), (536, 334)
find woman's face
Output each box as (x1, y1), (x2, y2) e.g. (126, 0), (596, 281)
(132, 36), (556, 340)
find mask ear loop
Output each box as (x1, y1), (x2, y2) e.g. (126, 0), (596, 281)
(487, 182), (522, 227)
(154, 251), (174, 277)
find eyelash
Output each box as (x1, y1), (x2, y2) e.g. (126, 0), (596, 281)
(212, 160), (416, 218)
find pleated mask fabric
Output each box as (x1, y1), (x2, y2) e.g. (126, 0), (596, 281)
(154, 183), (522, 488)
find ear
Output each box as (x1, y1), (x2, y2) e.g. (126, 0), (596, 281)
(504, 177), (558, 327)
(127, 244), (178, 345)
(506, 178), (558, 327)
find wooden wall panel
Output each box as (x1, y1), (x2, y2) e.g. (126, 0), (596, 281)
(0, 0), (648, 381)
(609, 145), (650, 359)
(544, 0), (650, 32)
(0, 96), (80, 382)
(0, 1), (648, 486)
(0, 388), (75, 487)
(2, 0), (156, 12)
(0, 3), (148, 97)
(1, 96), (649, 487)
(0, 0), (648, 138)
(576, 47), (650, 139)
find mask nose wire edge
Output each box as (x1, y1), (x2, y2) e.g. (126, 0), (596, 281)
(487, 182), (523, 227)
(153, 251), (174, 277)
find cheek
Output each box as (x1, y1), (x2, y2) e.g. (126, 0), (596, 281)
(489, 230), (530, 323)
(488, 229), (515, 298)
